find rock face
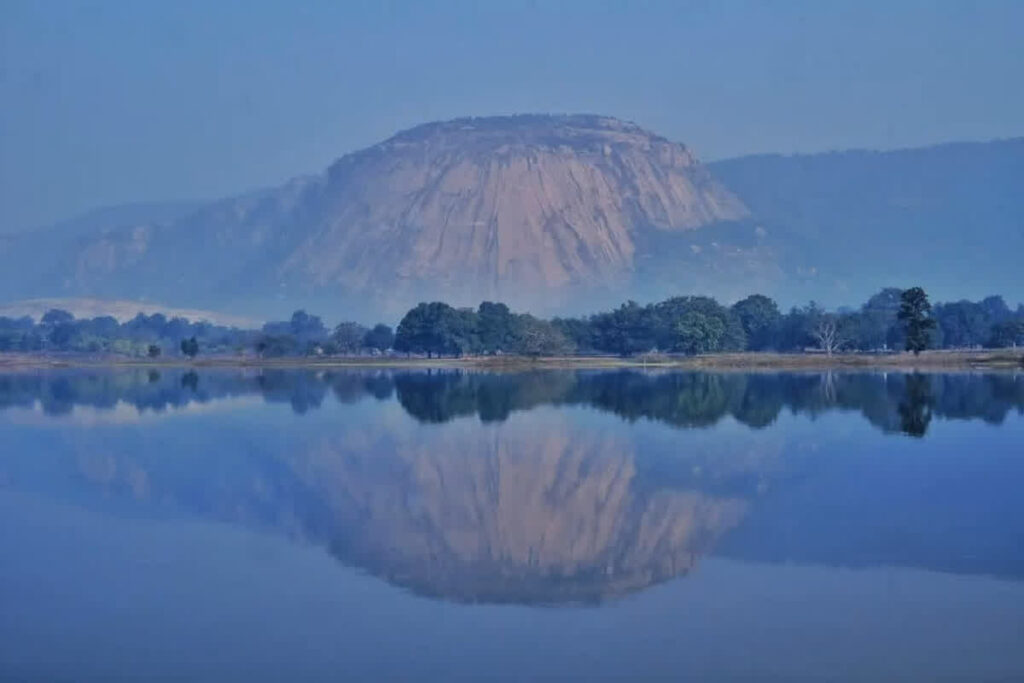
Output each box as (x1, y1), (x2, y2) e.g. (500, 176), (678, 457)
(0, 115), (750, 318)
(287, 115), (747, 306)
(4, 122), (1021, 317)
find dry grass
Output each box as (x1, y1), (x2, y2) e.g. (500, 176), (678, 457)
(2, 349), (1022, 372)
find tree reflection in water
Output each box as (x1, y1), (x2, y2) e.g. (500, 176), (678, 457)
(1, 369), (1020, 436)
(1, 368), (1022, 603)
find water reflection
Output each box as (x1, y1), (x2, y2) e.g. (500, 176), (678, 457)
(306, 425), (751, 603)
(1, 368), (1021, 436)
(1, 368), (1023, 605)
(897, 373), (934, 437)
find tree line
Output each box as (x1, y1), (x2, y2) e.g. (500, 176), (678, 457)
(0, 308), (397, 359)
(1, 286), (1022, 358)
(392, 287), (1024, 357)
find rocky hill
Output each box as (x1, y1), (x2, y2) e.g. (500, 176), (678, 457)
(2, 118), (1021, 319)
(0, 115), (755, 319)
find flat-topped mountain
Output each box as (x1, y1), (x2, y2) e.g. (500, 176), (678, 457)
(1, 118), (1021, 319)
(0, 115), (752, 318)
(290, 115), (746, 301)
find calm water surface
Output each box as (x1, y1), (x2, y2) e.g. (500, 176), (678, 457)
(1, 369), (1023, 681)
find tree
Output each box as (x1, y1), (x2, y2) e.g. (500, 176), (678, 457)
(551, 317), (596, 353)
(810, 314), (846, 355)
(731, 294), (781, 350)
(477, 302), (515, 352)
(653, 296), (745, 353)
(980, 295), (1012, 324)
(289, 310), (327, 342)
(511, 315), (574, 357)
(332, 322), (368, 353)
(858, 287), (905, 350)
(180, 336), (200, 358)
(147, 344), (162, 358)
(675, 311), (726, 354)
(362, 323), (395, 353)
(988, 320), (1024, 348)
(47, 321), (78, 349)
(934, 300), (990, 348)
(590, 301), (657, 356)
(394, 302), (477, 357)
(898, 287), (936, 355)
(40, 309), (74, 326)
(255, 334), (298, 357)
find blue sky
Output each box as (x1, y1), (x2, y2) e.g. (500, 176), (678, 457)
(2, 0), (1022, 232)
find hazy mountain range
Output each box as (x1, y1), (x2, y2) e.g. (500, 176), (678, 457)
(1, 115), (1020, 322)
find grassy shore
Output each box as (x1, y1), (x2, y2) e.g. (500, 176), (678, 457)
(1, 349), (1021, 371)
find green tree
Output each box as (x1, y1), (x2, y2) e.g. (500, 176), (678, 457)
(897, 287), (936, 355)
(362, 323), (395, 352)
(675, 311), (726, 354)
(48, 321), (78, 349)
(858, 287), (905, 350)
(147, 344), (162, 358)
(590, 301), (657, 356)
(180, 336), (200, 358)
(731, 294), (781, 350)
(654, 296), (745, 353)
(476, 302), (515, 352)
(394, 302), (478, 357)
(551, 317), (596, 352)
(40, 309), (74, 326)
(255, 335), (298, 358)
(988, 320), (1024, 348)
(332, 322), (368, 353)
(289, 310), (327, 341)
(511, 315), (574, 357)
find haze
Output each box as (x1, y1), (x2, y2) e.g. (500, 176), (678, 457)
(2, 0), (1023, 232)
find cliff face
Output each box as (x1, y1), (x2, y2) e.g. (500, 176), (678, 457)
(4, 122), (1021, 317)
(284, 115), (747, 304)
(0, 115), (751, 317)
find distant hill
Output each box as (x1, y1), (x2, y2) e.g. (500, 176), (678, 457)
(708, 138), (1024, 306)
(0, 298), (258, 328)
(1, 118), (1020, 320)
(0, 115), (762, 319)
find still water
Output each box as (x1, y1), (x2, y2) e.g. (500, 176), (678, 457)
(1, 369), (1023, 681)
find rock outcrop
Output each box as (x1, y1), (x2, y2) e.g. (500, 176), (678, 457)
(1, 115), (751, 317)
(285, 115), (746, 307)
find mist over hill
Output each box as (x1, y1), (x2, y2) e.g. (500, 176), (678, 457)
(708, 138), (1024, 306)
(1, 117), (1020, 320)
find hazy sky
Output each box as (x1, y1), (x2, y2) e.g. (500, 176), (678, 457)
(2, 0), (1022, 232)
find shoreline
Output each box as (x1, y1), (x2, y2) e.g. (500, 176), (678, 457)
(1, 349), (1021, 372)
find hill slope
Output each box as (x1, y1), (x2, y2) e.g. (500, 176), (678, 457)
(2, 120), (1021, 320)
(0, 115), (756, 319)
(708, 138), (1024, 305)
(0, 116), (765, 317)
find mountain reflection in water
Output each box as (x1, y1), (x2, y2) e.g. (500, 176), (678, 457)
(0, 369), (1022, 605)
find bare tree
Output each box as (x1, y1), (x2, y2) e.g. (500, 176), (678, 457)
(811, 314), (845, 356)
(515, 316), (574, 358)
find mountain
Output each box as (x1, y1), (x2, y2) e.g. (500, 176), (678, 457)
(1, 118), (1021, 320)
(0, 115), (759, 320)
(708, 138), (1024, 306)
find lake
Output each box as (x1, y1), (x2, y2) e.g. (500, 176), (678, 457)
(1, 368), (1023, 681)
